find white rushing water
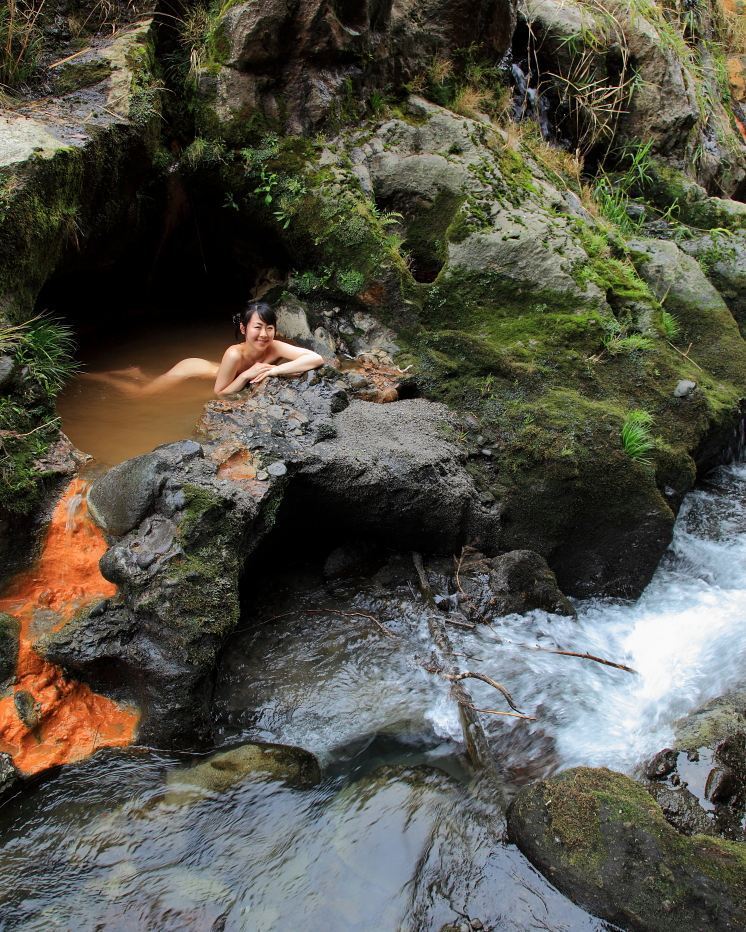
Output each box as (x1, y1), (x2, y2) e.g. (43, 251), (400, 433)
(437, 462), (746, 776)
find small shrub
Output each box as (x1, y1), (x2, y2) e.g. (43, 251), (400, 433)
(336, 268), (365, 295)
(14, 317), (79, 395)
(621, 409), (655, 464)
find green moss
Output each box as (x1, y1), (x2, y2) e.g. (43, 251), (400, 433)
(52, 59), (113, 95)
(520, 767), (746, 927)
(177, 483), (227, 544)
(643, 160), (746, 231)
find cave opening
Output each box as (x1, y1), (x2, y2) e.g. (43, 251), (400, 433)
(33, 171), (293, 358)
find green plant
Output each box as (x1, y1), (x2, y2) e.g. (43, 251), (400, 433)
(336, 268), (365, 295)
(254, 167), (279, 205)
(621, 409), (655, 464)
(601, 318), (654, 356)
(7, 317), (79, 395)
(660, 310), (681, 341)
(0, 0), (45, 90)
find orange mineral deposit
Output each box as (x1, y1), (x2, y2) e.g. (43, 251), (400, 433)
(0, 478), (139, 775)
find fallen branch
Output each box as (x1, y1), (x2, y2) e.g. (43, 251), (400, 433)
(49, 47), (92, 68)
(666, 340), (703, 372)
(460, 701), (537, 722)
(444, 671), (524, 714)
(0, 417), (61, 439)
(444, 617), (475, 630)
(533, 645), (637, 675)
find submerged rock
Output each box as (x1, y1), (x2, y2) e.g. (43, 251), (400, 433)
(508, 766), (746, 931)
(164, 741), (321, 803)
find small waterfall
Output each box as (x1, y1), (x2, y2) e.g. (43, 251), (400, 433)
(64, 489), (85, 532)
(439, 462), (746, 777)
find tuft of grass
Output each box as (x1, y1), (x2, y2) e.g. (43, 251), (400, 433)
(660, 310), (681, 341)
(9, 317), (80, 395)
(0, 0), (45, 90)
(451, 84), (492, 118)
(621, 409), (655, 464)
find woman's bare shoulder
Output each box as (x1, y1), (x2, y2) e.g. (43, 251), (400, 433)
(269, 339), (310, 360)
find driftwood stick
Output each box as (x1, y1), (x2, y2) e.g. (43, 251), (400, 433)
(444, 671), (524, 714)
(412, 552), (497, 771)
(460, 702), (537, 722)
(532, 645), (637, 674)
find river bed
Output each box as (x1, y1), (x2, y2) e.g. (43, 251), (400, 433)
(0, 463), (743, 928)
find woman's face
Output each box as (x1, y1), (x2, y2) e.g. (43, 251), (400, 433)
(242, 312), (275, 349)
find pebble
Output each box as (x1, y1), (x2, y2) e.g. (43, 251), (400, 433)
(267, 461), (287, 477)
(674, 379), (697, 398)
(480, 448), (492, 457)
(256, 470), (269, 481)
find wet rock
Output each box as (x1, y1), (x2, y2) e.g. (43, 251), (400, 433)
(323, 541), (382, 579)
(164, 741), (321, 804)
(88, 441), (203, 538)
(0, 355), (14, 390)
(645, 782), (714, 836)
(706, 767), (739, 805)
(0, 752), (18, 800)
(0, 612), (19, 688)
(508, 766), (746, 931)
(438, 549), (574, 618)
(644, 748), (678, 780)
(302, 399), (498, 552)
(13, 690), (41, 730)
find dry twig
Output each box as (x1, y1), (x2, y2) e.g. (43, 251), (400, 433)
(460, 701), (537, 722)
(444, 670), (524, 713)
(532, 645), (637, 674)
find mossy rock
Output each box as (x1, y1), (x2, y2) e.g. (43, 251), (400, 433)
(643, 162), (746, 232)
(508, 767), (746, 931)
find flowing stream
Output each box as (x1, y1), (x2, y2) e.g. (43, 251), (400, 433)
(0, 463), (743, 928)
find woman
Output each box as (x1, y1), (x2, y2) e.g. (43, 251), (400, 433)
(83, 302), (324, 396)
(213, 301), (323, 395)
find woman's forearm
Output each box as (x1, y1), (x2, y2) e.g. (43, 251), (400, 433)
(216, 368), (253, 395)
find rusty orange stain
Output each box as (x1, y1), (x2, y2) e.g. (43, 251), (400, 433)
(217, 448), (258, 482)
(0, 478), (139, 775)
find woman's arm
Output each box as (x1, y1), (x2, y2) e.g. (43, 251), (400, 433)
(214, 347), (257, 396)
(250, 341), (324, 384)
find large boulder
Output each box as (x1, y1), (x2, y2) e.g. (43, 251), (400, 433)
(42, 439), (282, 743)
(508, 766), (746, 931)
(43, 376), (501, 743)
(679, 230), (746, 338)
(519, 0), (746, 195)
(301, 398), (498, 551)
(193, 0), (517, 135)
(163, 741), (321, 805)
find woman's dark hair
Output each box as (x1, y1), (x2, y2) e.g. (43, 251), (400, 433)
(232, 301), (277, 339)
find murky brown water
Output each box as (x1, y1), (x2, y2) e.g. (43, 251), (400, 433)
(58, 320), (230, 468)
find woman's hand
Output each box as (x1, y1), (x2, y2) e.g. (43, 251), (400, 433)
(249, 364), (278, 384)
